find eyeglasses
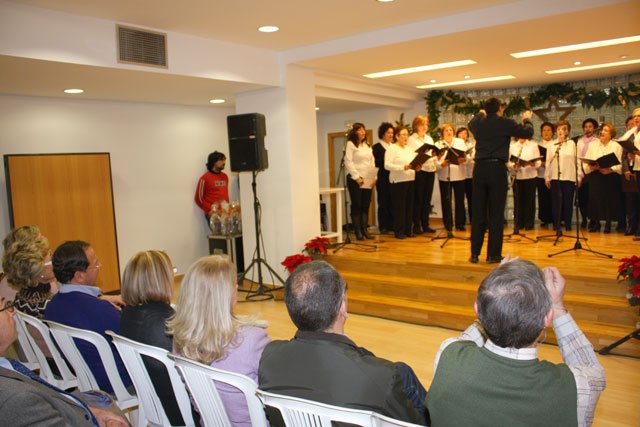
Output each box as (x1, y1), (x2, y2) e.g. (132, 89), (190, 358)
(0, 300), (15, 313)
(87, 261), (102, 271)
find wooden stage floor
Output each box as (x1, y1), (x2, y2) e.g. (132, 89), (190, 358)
(320, 219), (640, 358)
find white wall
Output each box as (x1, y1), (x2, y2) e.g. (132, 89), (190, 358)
(0, 94), (234, 277)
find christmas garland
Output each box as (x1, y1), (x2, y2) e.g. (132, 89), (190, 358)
(425, 82), (640, 137)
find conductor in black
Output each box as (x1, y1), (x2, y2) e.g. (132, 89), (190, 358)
(468, 98), (534, 264)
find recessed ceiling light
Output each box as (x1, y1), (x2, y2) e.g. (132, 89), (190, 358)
(510, 35), (640, 58)
(377, 0), (394, 2)
(573, 61), (581, 66)
(430, 79), (436, 83)
(546, 58), (640, 74)
(620, 54), (629, 59)
(258, 25), (279, 33)
(315, 107), (320, 111)
(464, 75), (471, 79)
(363, 59), (476, 78)
(209, 99), (226, 104)
(63, 88), (83, 94)
(417, 75), (516, 89)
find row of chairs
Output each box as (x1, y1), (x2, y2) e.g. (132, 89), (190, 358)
(13, 310), (420, 427)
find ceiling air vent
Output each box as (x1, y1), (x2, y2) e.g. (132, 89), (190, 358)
(117, 25), (167, 68)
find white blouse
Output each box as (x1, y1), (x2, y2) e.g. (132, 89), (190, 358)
(435, 137), (468, 182)
(344, 140), (375, 181)
(536, 139), (554, 179)
(619, 127), (640, 171)
(384, 143), (416, 184)
(407, 133), (437, 172)
(544, 139), (583, 183)
(508, 140), (541, 180)
(584, 140), (622, 175)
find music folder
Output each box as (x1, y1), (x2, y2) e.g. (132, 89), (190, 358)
(409, 151), (430, 169)
(444, 147), (469, 166)
(509, 155), (544, 167)
(421, 143), (444, 156)
(615, 134), (639, 153)
(537, 145), (548, 158)
(579, 152), (620, 169)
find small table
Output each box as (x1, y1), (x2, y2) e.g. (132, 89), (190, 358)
(208, 233), (244, 272)
(319, 187), (344, 243)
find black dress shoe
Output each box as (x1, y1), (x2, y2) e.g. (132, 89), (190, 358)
(604, 224), (611, 234)
(456, 226), (466, 231)
(565, 226), (572, 232)
(469, 255), (479, 263)
(395, 233), (406, 239)
(423, 227), (436, 233)
(486, 256), (503, 264)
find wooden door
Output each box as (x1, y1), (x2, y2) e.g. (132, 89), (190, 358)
(4, 153), (120, 292)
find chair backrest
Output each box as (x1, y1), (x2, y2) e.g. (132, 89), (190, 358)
(44, 320), (138, 413)
(171, 353), (267, 427)
(106, 331), (195, 427)
(374, 412), (424, 427)
(13, 310), (41, 372)
(15, 311), (77, 390)
(255, 389), (377, 427)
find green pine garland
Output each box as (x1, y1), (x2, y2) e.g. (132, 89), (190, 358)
(425, 82), (640, 138)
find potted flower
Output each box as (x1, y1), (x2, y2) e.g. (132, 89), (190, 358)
(281, 236), (332, 273)
(618, 255), (640, 308)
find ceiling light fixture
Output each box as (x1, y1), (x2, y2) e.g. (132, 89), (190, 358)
(377, 0), (395, 2)
(464, 75), (471, 79)
(63, 88), (84, 94)
(258, 25), (279, 33)
(510, 35), (640, 58)
(546, 58), (640, 74)
(417, 75), (515, 89)
(430, 79), (436, 83)
(363, 59), (476, 79)
(315, 107), (320, 111)
(620, 54), (629, 59)
(209, 99), (226, 104)
(573, 61), (581, 66)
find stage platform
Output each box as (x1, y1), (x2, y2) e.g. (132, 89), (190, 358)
(322, 220), (640, 358)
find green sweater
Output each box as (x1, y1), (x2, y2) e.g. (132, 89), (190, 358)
(427, 340), (577, 427)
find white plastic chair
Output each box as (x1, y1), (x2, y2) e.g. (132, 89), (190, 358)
(255, 389), (377, 427)
(106, 331), (195, 427)
(13, 310), (41, 372)
(171, 353), (267, 427)
(44, 320), (140, 424)
(15, 311), (77, 390)
(375, 412), (424, 427)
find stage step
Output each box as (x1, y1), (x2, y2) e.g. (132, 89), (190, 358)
(327, 255), (640, 358)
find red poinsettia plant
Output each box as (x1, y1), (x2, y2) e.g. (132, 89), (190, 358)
(303, 236), (331, 256)
(617, 255), (640, 306)
(281, 237), (332, 273)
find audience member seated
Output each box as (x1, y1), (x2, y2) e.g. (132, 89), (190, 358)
(1, 226), (49, 306)
(259, 260), (428, 426)
(427, 256), (606, 427)
(120, 249), (191, 426)
(44, 240), (132, 394)
(167, 255), (270, 427)
(0, 296), (128, 426)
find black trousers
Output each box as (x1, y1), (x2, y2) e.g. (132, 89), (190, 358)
(375, 171), (393, 231)
(347, 175), (372, 216)
(625, 173), (640, 235)
(413, 171), (435, 230)
(464, 178), (473, 223)
(471, 161), (508, 259)
(391, 181), (414, 236)
(514, 178), (536, 229)
(439, 179), (466, 231)
(550, 180), (575, 229)
(578, 178), (589, 223)
(588, 172), (621, 224)
(536, 177), (552, 224)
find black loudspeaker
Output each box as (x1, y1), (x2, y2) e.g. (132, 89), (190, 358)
(227, 113), (269, 171)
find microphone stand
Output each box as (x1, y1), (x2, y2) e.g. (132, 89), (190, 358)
(432, 144), (469, 248)
(548, 134), (612, 258)
(333, 138), (377, 253)
(505, 146), (537, 243)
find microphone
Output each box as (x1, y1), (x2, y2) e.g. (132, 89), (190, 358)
(570, 134), (583, 143)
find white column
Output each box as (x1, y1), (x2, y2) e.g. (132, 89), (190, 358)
(235, 65), (320, 283)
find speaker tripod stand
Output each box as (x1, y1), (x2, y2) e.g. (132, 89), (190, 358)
(241, 171), (285, 301)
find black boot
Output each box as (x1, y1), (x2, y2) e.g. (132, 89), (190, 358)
(351, 214), (364, 240)
(361, 213), (373, 239)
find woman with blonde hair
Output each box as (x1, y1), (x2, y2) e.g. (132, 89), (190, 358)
(167, 255), (270, 426)
(119, 250), (189, 425)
